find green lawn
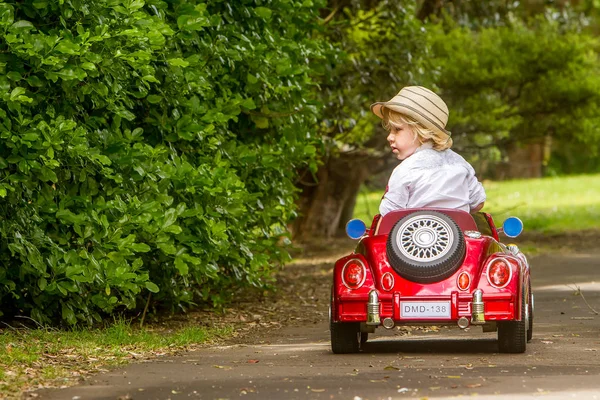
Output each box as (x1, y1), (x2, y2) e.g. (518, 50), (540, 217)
(353, 174), (600, 233)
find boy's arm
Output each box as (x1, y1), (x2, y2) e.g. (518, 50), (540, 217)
(467, 172), (486, 212)
(379, 168), (410, 216)
(471, 201), (485, 213)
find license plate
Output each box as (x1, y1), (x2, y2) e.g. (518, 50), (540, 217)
(400, 301), (451, 318)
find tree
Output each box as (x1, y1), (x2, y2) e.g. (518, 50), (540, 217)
(293, 1), (433, 241)
(294, 0), (600, 240)
(429, 17), (600, 178)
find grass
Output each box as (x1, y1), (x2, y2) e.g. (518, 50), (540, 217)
(0, 318), (233, 399)
(353, 173), (600, 233)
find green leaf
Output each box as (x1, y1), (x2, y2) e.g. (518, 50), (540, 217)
(80, 62), (96, 71)
(55, 40), (80, 55)
(168, 58), (190, 67)
(11, 20), (35, 31)
(40, 166), (58, 182)
(131, 243), (151, 252)
(157, 242), (177, 255)
(145, 281), (160, 293)
(164, 225), (182, 234)
(9, 87), (26, 101)
(61, 303), (77, 324)
(241, 98), (256, 109)
(255, 7), (273, 19)
(147, 94), (162, 104)
(7, 71), (21, 81)
(174, 256), (188, 275)
(252, 115), (269, 129)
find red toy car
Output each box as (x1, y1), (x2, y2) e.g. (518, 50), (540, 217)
(330, 208), (532, 354)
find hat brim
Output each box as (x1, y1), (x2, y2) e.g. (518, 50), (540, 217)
(370, 101), (451, 137)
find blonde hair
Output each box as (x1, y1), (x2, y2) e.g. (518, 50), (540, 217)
(382, 109), (453, 151)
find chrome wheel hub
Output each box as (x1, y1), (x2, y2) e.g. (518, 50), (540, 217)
(396, 215), (454, 262)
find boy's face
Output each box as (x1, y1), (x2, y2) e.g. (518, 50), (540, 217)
(386, 123), (420, 160)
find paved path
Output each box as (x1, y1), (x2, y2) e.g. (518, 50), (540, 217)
(36, 252), (600, 400)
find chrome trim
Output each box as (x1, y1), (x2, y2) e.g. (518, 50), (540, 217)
(464, 230), (482, 239)
(383, 318), (395, 329)
(366, 290), (381, 326)
(396, 214), (454, 262)
(471, 289), (485, 325)
(341, 258), (367, 290)
(507, 244), (520, 255)
(457, 316), (469, 329)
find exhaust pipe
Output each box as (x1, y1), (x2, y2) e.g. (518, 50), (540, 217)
(471, 289), (485, 325)
(383, 318), (395, 329)
(366, 290), (380, 326)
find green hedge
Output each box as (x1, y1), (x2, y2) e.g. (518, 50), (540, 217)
(0, 0), (325, 325)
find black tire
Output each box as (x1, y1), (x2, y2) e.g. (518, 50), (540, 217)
(330, 321), (361, 354)
(498, 287), (527, 353)
(527, 280), (533, 343)
(360, 332), (369, 345)
(386, 211), (466, 283)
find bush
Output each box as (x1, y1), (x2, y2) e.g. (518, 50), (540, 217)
(0, 0), (325, 325)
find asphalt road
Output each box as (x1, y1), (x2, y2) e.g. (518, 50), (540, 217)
(36, 251), (600, 400)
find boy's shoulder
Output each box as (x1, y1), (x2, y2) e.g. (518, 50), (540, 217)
(402, 148), (472, 171)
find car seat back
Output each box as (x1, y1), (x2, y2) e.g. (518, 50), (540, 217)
(375, 208), (478, 236)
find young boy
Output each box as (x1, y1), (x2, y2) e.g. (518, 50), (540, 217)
(370, 86), (486, 216)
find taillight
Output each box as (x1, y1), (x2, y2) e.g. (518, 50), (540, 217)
(487, 258), (512, 288)
(381, 272), (394, 291)
(342, 259), (366, 289)
(457, 272), (470, 291)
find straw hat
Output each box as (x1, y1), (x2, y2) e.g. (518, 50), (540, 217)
(370, 86), (451, 137)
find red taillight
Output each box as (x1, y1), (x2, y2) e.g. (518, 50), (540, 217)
(487, 258), (512, 288)
(457, 272), (470, 291)
(381, 272), (394, 291)
(342, 260), (366, 289)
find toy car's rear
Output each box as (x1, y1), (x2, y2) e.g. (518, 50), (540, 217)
(330, 208), (532, 354)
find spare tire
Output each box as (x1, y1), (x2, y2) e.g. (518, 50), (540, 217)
(386, 211), (465, 283)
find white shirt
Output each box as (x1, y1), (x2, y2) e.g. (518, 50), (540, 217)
(379, 143), (486, 216)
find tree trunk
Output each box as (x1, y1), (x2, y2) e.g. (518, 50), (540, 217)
(417, 0), (446, 20)
(494, 136), (552, 179)
(292, 154), (373, 242)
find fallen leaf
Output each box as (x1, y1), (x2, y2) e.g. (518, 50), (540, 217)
(247, 359), (260, 364)
(370, 379), (387, 383)
(466, 383), (482, 388)
(311, 389), (325, 392)
(384, 366), (400, 370)
(447, 375), (462, 379)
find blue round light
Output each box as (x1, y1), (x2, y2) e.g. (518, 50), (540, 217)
(346, 219), (367, 240)
(503, 217), (523, 238)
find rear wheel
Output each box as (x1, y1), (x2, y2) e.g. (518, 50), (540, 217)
(360, 332), (369, 345)
(527, 280), (534, 342)
(330, 321), (361, 354)
(498, 287), (527, 353)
